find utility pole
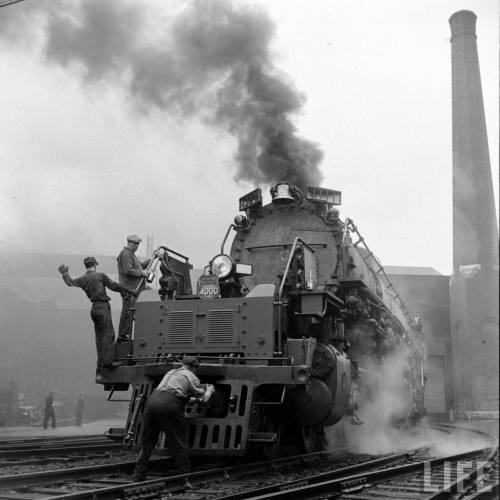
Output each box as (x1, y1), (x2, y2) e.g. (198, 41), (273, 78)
(146, 235), (154, 258)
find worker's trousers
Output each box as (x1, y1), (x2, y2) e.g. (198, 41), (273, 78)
(43, 409), (56, 429)
(90, 301), (116, 372)
(134, 390), (190, 474)
(118, 293), (136, 340)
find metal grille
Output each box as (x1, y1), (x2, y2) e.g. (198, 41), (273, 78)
(168, 311), (194, 343)
(207, 310), (235, 343)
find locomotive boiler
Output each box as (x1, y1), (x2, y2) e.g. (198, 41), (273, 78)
(102, 182), (425, 455)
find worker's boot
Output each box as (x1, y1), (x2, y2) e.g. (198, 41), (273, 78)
(132, 471), (146, 482)
(132, 465), (146, 482)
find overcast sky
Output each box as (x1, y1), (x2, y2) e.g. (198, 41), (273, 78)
(0, 0), (498, 275)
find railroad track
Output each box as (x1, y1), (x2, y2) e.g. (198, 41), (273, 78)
(0, 439), (122, 458)
(0, 448), (430, 499)
(0, 435), (130, 474)
(0, 434), (106, 446)
(0, 436), (92, 446)
(0, 424), (496, 499)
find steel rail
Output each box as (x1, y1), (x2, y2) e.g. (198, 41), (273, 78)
(212, 450), (417, 500)
(0, 442), (122, 458)
(0, 458), (158, 489)
(5, 450), (420, 500)
(243, 447), (493, 499)
(0, 451), (328, 495)
(0, 450), (353, 498)
(0, 434), (107, 446)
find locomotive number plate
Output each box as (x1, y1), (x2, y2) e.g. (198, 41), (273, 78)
(197, 275), (220, 298)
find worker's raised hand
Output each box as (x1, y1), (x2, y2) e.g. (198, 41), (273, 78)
(58, 264), (69, 274)
(128, 289), (139, 297)
(141, 270), (150, 278)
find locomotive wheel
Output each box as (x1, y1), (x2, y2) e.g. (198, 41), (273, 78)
(295, 426), (325, 454)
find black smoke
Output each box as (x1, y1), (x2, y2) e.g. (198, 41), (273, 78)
(2, 0), (323, 189)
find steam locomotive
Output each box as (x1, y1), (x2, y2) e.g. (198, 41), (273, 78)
(102, 182), (425, 455)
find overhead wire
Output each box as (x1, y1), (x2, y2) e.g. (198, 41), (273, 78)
(0, 0), (28, 8)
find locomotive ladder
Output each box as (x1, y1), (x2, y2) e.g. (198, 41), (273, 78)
(344, 218), (413, 327)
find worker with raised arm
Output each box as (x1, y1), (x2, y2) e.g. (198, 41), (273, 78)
(132, 356), (214, 482)
(58, 257), (136, 381)
(117, 235), (151, 341)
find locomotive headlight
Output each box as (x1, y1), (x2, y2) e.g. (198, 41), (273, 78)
(211, 254), (233, 278)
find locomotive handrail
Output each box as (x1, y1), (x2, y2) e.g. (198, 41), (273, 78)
(245, 242), (327, 252)
(277, 237), (316, 353)
(220, 224), (236, 254)
(344, 218), (413, 328)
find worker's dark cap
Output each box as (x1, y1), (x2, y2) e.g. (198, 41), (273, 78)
(127, 234), (142, 243)
(83, 256), (98, 268)
(182, 356), (200, 368)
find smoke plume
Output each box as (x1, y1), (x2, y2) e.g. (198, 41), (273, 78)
(2, 0), (323, 189)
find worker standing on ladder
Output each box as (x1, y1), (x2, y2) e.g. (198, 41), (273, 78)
(58, 257), (136, 381)
(116, 235), (151, 341)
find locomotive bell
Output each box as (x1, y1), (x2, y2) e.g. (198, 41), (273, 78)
(271, 183), (295, 204)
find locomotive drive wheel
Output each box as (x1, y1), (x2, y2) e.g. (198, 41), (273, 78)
(295, 426), (325, 454)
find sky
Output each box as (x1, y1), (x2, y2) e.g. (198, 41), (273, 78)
(0, 0), (498, 276)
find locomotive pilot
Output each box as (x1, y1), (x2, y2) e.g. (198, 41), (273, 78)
(58, 257), (136, 381)
(132, 356), (214, 482)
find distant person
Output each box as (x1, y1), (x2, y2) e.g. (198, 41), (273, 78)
(132, 356), (214, 482)
(58, 257), (137, 381)
(117, 235), (151, 341)
(43, 392), (56, 429)
(75, 393), (85, 427)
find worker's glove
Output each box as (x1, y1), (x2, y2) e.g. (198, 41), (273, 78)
(200, 384), (215, 404)
(141, 270), (150, 278)
(128, 289), (139, 296)
(58, 264), (69, 274)
(154, 248), (165, 258)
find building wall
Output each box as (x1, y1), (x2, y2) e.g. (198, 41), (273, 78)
(387, 273), (453, 418)
(0, 253), (131, 423)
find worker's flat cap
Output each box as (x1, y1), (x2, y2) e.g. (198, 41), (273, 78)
(127, 234), (142, 243)
(83, 256), (98, 267)
(182, 356), (200, 368)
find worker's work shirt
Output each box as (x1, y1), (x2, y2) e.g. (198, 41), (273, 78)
(44, 397), (53, 411)
(156, 368), (205, 399)
(117, 247), (149, 288)
(62, 270), (130, 302)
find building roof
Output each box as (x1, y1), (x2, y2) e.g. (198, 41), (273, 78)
(385, 266), (443, 276)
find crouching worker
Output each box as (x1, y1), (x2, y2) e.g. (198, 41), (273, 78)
(58, 257), (137, 382)
(132, 356), (214, 482)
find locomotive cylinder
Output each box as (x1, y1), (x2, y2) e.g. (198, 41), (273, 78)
(285, 343), (351, 427)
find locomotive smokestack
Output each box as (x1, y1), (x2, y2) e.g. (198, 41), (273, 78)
(449, 11), (499, 416)
(449, 10), (498, 272)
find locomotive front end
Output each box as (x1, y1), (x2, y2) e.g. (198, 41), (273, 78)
(101, 181), (425, 457)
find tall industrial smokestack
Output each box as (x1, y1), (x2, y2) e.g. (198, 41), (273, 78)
(449, 10), (498, 271)
(449, 10), (499, 417)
